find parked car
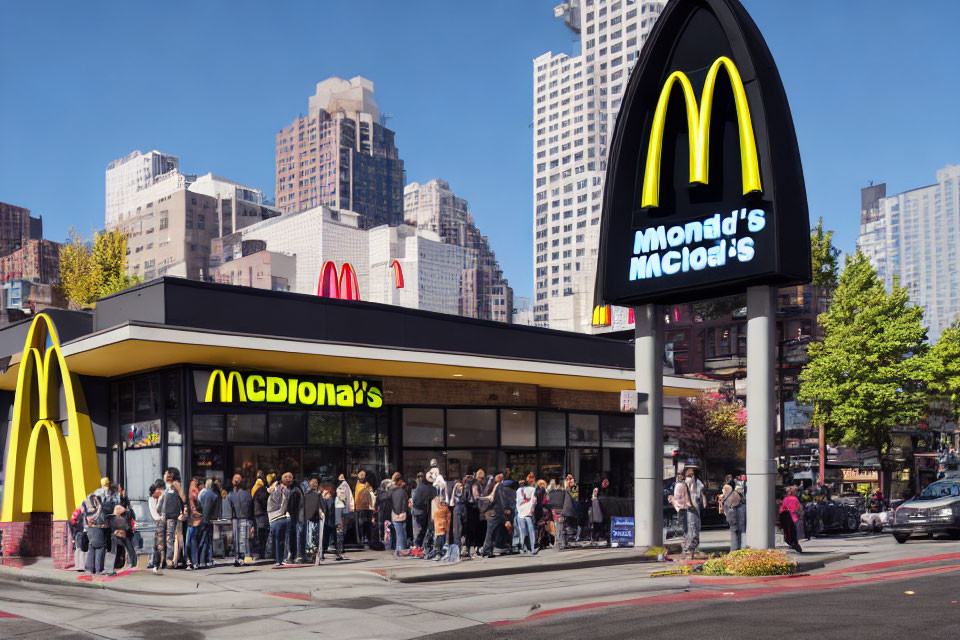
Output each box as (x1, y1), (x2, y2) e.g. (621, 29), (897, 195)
(804, 498), (861, 535)
(889, 478), (960, 543)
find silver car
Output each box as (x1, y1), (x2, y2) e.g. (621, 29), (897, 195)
(889, 478), (960, 543)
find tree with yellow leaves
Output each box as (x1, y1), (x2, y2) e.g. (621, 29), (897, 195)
(58, 228), (140, 308)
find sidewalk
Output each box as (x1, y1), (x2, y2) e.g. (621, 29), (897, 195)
(0, 528), (852, 595)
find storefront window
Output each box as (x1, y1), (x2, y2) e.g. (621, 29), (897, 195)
(568, 413), (600, 446)
(304, 447), (342, 480)
(501, 450), (537, 482)
(345, 413), (378, 446)
(568, 448), (601, 487)
(601, 414), (633, 447)
(193, 445), (224, 482)
(193, 414), (224, 442)
(538, 412), (566, 447)
(227, 413), (266, 442)
(402, 449), (445, 481)
(308, 412), (342, 445)
(345, 446), (389, 482)
(446, 449), (497, 480)
(234, 446), (301, 477)
(447, 409), (497, 447)
(500, 410), (536, 447)
(402, 408), (444, 447)
(269, 412), (303, 444)
(539, 450), (564, 484)
(135, 376), (160, 420)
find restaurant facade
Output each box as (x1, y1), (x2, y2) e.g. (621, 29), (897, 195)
(0, 278), (711, 559)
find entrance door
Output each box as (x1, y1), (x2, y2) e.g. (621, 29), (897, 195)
(232, 446), (302, 485)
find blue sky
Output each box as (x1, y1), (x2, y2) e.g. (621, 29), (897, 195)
(1, 1), (958, 299)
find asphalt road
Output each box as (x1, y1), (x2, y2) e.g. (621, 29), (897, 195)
(433, 571), (960, 640)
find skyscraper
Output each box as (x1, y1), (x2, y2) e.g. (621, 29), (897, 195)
(105, 150), (179, 227)
(275, 76), (405, 228)
(403, 179), (513, 322)
(532, 0), (664, 331)
(857, 164), (960, 340)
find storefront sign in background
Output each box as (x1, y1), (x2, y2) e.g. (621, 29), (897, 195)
(193, 369), (383, 409)
(841, 468), (879, 483)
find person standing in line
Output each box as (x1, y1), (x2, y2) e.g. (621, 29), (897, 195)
(334, 475), (354, 561)
(376, 478), (394, 551)
(444, 479), (466, 562)
(155, 469), (184, 574)
(287, 475), (305, 563)
(302, 476), (321, 559)
(479, 474), (504, 558)
(720, 479), (744, 551)
(227, 474), (253, 566)
(779, 486), (803, 553)
(104, 505), (137, 575)
(183, 479), (203, 570)
(145, 484), (163, 570)
(198, 479), (220, 568)
(588, 487), (605, 544)
(251, 476), (269, 560)
(389, 476), (410, 556)
(676, 468), (706, 559)
(464, 473), (481, 557)
(319, 486), (336, 561)
(267, 472), (293, 567)
(354, 470), (374, 547)
(430, 494), (451, 561)
(516, 478), (537, 555)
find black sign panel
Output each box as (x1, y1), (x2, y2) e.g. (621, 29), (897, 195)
(596, 0), (810, 306)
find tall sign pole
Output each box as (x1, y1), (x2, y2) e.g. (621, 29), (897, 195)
(746, 285), (777, 548)
(594, 0), (811, 554)
(634, 304), (663, 546)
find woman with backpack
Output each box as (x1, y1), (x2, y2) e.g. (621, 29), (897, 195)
(184, 478), (203, 570)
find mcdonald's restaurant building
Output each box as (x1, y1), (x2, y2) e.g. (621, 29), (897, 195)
(0, 278), (711, 563)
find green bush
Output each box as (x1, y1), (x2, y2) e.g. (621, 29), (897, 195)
(700, 549), (797, 577)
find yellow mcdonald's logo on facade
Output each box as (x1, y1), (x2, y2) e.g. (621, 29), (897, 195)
(204, 369), (247, 403)
(641, 56), (762, 209)
(1, 314), (101, 522)
(203, 369), (383, 409)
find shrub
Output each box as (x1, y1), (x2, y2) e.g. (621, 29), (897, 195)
(700, 549), (797, 577)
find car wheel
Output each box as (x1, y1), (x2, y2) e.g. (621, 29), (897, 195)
(893, 533), (909, 544)
(844, 513), (858, 533)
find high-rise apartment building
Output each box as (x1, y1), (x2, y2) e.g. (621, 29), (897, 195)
(106, 152), (280, 281)
(532, 0), (664, 331)
(857, 164), (960, 340)
(275, 76), (405, 228)
(0, 201), (43, 258)
(404, 179), (513, 322)
(105, 150), (179, 227)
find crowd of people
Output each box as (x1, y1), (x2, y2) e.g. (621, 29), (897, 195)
(67, 460), (612, 576)
(667, 469), (747, 559)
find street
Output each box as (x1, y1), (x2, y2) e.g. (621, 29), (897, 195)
(1, 533), (958, 639)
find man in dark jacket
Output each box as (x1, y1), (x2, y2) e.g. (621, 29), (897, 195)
(302, 477), (321, 558)
(227, 474), (253, 566)
(557, 474), (579, 550)
(319, 487), (337, 561)
(480, 474), (506, 557)
(412, 473), (437, 553)
(286, 476), (305, 563)
(198, 479), (221, 568)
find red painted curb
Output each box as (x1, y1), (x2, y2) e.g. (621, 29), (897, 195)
(690, 574), (810, 585)
(268, 592), (311, 601)
(0, 611), (22, 618)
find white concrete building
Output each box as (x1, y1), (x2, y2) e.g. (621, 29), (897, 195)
(857, 164), (960, 340)
(105, 150), (179, 227)
(532, 0), (664, 331)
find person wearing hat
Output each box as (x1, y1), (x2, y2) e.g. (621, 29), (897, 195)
(104, 505), (137, 575)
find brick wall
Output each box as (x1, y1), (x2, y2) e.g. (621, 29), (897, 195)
(0, 513), (73, 567)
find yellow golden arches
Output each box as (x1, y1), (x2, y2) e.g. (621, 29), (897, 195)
(1, 313), (101, 522)
(204, 369), (247, 403)
(641, 56), (762, 209)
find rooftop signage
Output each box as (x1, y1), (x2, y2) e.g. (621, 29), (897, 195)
(194, 369), (384, 409)
(596, 0), (811, 306)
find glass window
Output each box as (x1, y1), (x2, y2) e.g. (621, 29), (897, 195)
(304, 447), (343, 481)
(134, 376), (159, 421)
(500, 410), (536, 447)
(538, 411), (566, 447)
(601, 414), (633, 447)
(568, 448), (601, 488)
(539, 450), (564, 484)
(345, 413), (377, 445)
(227, 413), (266, 442)
(446, 449), (497, 481)
(568, 413), (600, 446)
(118, 382), (134, 426)
(234, 446), (301, 478)
(345, 447), (389, 483)
(308, 412), (342, 445)
(402, 408), (444, 447)
(446, 409), (497, 447)
(402, 449), (445, 481)
(192, 445), (224, 482)
(192, 414), (224, 442)
(165, 370), (181, 411)
(269, 412), (303, 444)
(501, 451), (537, 482)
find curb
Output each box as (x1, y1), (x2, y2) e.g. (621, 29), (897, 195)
(376, 551), (664, 584)
(0, 564), (206, 596)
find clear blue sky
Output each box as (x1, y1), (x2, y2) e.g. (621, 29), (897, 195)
(1, 1), (958, 299)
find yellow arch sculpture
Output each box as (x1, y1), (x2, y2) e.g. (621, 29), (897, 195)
(1, 314), (101, 522)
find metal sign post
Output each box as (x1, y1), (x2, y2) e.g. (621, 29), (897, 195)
(746, 285), (777, 549)
(634, 304), (664, 547)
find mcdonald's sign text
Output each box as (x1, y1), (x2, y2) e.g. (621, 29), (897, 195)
(197, 369), (383, 409)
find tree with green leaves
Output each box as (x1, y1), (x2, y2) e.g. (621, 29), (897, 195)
(58, 229), (140, 308)
(810, 216), (840, 292)
(679, 390), (747, 479)
(798, 251), (929, 473)
(927, 322), (960, 421)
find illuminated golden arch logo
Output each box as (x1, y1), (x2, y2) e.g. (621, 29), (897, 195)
(641, 56), (762, 209)
(1, 314), (101, 522)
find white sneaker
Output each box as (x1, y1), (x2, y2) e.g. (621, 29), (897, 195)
(152, 566), (162, 575)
